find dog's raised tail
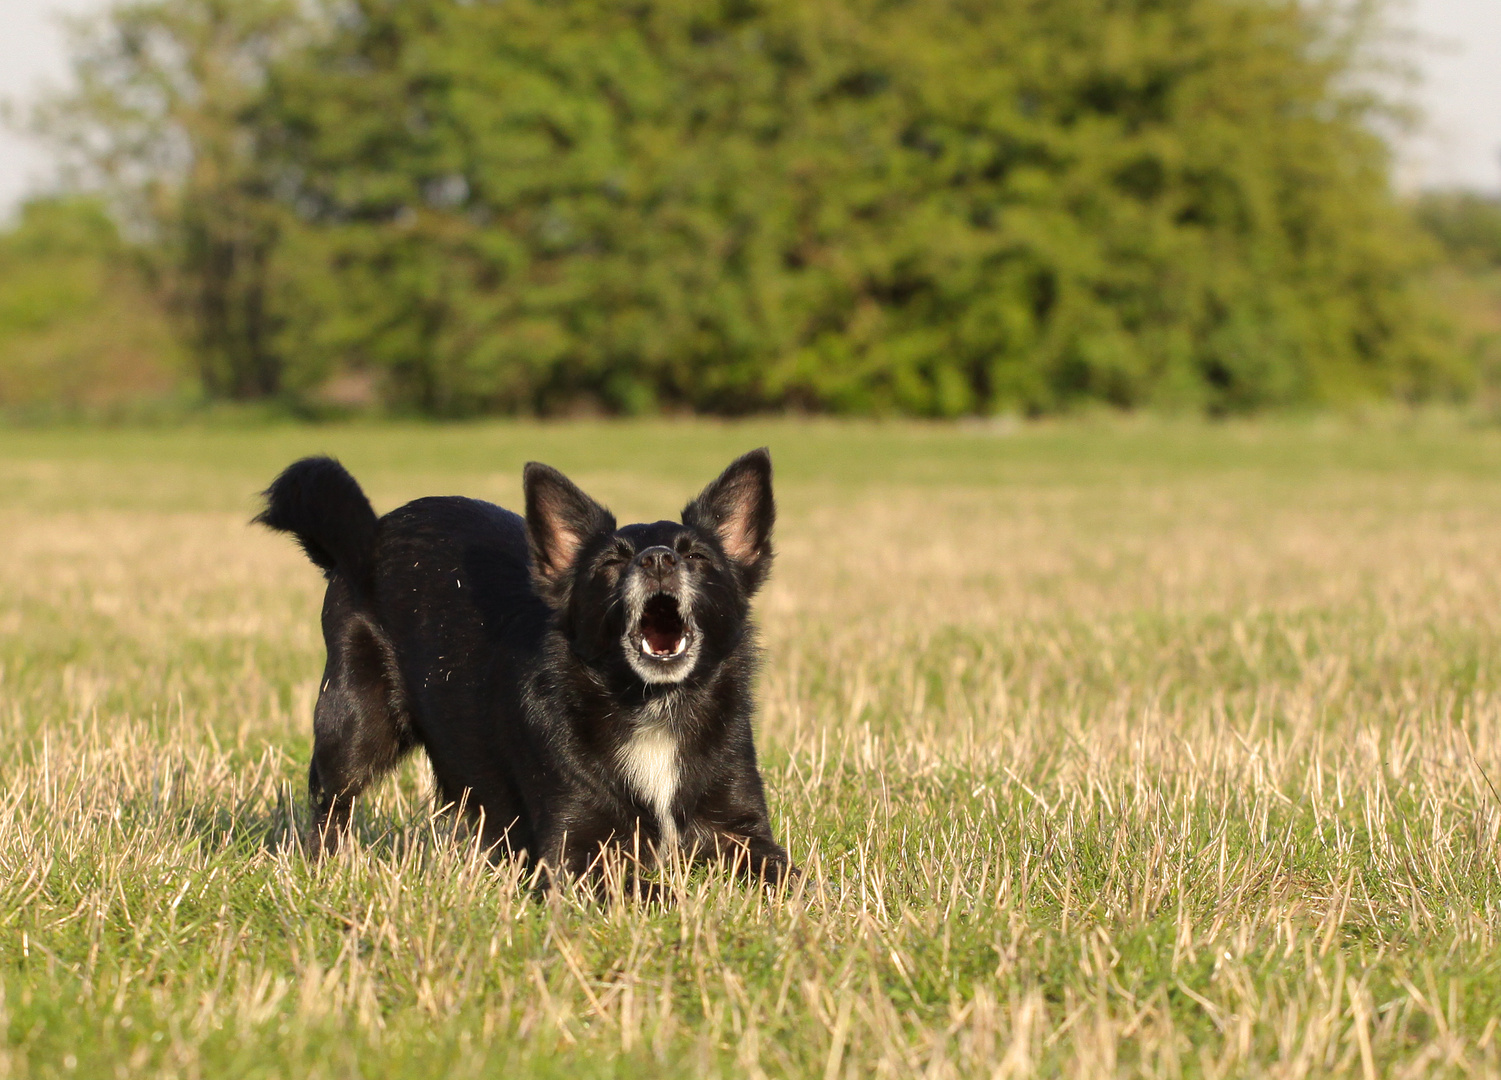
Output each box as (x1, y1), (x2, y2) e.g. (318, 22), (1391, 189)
(255, 456), (379, 596)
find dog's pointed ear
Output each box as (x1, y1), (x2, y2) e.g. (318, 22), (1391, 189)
(524, 463), (616, 592)
(683, 448), (775, 591)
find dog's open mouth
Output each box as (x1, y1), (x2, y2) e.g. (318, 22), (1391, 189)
(637, 594), (689, 659)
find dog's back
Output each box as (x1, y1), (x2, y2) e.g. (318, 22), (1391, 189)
(258, 459), (550, 854)
(367, 496), (554, 848)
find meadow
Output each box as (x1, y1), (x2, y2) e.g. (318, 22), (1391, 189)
(1, 417), (1500, 1078)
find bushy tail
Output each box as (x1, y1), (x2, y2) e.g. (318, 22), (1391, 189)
(255, 456), (379, 598)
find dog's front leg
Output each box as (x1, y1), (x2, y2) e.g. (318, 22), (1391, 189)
(535, 819), (651, 898)
(688, 825), (795, 887)
(689, 773), (797, 886)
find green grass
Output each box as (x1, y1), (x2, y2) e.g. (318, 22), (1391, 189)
(3, 417), (1501, 1078)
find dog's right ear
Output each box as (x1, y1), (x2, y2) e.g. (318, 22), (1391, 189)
(683, 448), (775, 593)
(524, 463), (616, 598)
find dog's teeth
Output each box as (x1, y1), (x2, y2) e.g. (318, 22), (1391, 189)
(639, 634), (689, 659)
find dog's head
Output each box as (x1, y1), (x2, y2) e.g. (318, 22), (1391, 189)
(524, 449), (774, 685)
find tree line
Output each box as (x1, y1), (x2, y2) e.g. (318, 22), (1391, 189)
(32, 0), (1463, 417)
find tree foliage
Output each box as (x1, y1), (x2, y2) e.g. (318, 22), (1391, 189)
(1414, 191), (1501, 271)
(41, 0), (1462, 415)
(38, 0), (301, 400)
(0, 197), (186, 414)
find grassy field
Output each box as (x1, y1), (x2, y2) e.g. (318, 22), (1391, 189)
(2, 417), (1501, 1078)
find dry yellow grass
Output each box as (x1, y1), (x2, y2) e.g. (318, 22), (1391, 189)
(0, 419), (1499, 1078)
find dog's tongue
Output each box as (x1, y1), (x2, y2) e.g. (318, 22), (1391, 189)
(644, 626), (679, 655)
(640, 595), (685, 656)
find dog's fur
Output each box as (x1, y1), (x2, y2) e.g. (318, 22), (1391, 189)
(256, 450), (790, 884)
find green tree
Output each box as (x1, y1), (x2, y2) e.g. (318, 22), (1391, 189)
(43, 0), (1462, 415)
(1415, 190), (1501, 270)
(260, 0), (1455, 415)
(0, 196), (186, 413)
(38, 0), (302, 400)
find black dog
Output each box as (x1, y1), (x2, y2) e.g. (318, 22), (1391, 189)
(256, 449), (790, 885)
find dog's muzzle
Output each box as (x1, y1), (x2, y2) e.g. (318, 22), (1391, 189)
(623, 547), (699, 682)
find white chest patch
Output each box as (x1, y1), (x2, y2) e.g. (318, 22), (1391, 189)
(617, 725), (680, 850)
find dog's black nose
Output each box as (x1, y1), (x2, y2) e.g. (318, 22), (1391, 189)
(636, 546), (678, 580)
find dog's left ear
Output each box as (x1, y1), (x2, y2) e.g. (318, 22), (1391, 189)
(683, 448), (775, 592)
(525, 463), (616, 601)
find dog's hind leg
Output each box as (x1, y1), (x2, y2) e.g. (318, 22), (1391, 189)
(308, 595), (413, 857)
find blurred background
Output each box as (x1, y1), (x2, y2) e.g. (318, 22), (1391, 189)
(0, 0), (1497, 422)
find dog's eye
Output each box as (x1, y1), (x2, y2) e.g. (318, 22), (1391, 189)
(685, 551), (709, 563)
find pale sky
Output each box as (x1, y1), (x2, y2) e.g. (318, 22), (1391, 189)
(1398, 0), (1501, 193)
(0, 0), (1497, 220)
